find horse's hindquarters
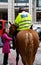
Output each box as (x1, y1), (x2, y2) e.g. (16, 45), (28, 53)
(16, 30), (39, 65)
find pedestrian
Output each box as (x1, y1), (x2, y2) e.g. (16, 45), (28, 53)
(1, 28), (12, 65)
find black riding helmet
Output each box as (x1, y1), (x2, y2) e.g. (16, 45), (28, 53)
(19, 7), (25, 13)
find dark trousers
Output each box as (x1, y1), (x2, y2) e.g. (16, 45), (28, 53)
(3, 53), (8, 65)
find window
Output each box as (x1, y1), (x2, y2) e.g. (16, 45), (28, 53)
(36, 12), (41, 21)
(0, 0), (8, 2)
(38, 0), (41, 7)
(15, 0), (29, 3)
(37, 0), (41, 7)
(0, 22), (2, 29)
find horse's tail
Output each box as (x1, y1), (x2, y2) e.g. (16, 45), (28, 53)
(26, 32), (34, 65)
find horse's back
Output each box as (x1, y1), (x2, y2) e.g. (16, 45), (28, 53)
(16, 29), (39, 46)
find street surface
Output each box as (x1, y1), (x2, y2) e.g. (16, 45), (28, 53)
(0, 42), (41, 65)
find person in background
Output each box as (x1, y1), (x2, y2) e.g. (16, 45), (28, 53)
(1, 28), (12, 65)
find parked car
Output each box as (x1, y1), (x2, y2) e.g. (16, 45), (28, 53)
(35, 27), (41, 41)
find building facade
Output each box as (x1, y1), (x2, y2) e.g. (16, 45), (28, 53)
(0, 0), (41, 22)
(0, 0), (8, 20)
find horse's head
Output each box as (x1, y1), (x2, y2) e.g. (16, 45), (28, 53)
(9, 22), (17, 35)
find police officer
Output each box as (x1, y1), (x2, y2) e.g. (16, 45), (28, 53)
(15, 7), (32, 31)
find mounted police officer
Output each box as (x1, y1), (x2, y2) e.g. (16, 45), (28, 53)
(15, 7), (32, 31)
(12, 7), (33, 49)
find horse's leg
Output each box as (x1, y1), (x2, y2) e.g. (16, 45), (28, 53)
(16, 50), (19, 65)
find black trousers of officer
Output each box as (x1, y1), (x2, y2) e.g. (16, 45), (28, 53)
(3, 53), (8, 65)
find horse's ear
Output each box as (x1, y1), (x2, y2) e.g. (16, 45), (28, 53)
(9, 21), (12, 25)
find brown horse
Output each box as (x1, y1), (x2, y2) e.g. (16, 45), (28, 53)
(9, 24), (39, 65)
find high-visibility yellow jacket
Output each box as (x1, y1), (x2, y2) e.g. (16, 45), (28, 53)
(15, 11), (32, 31)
